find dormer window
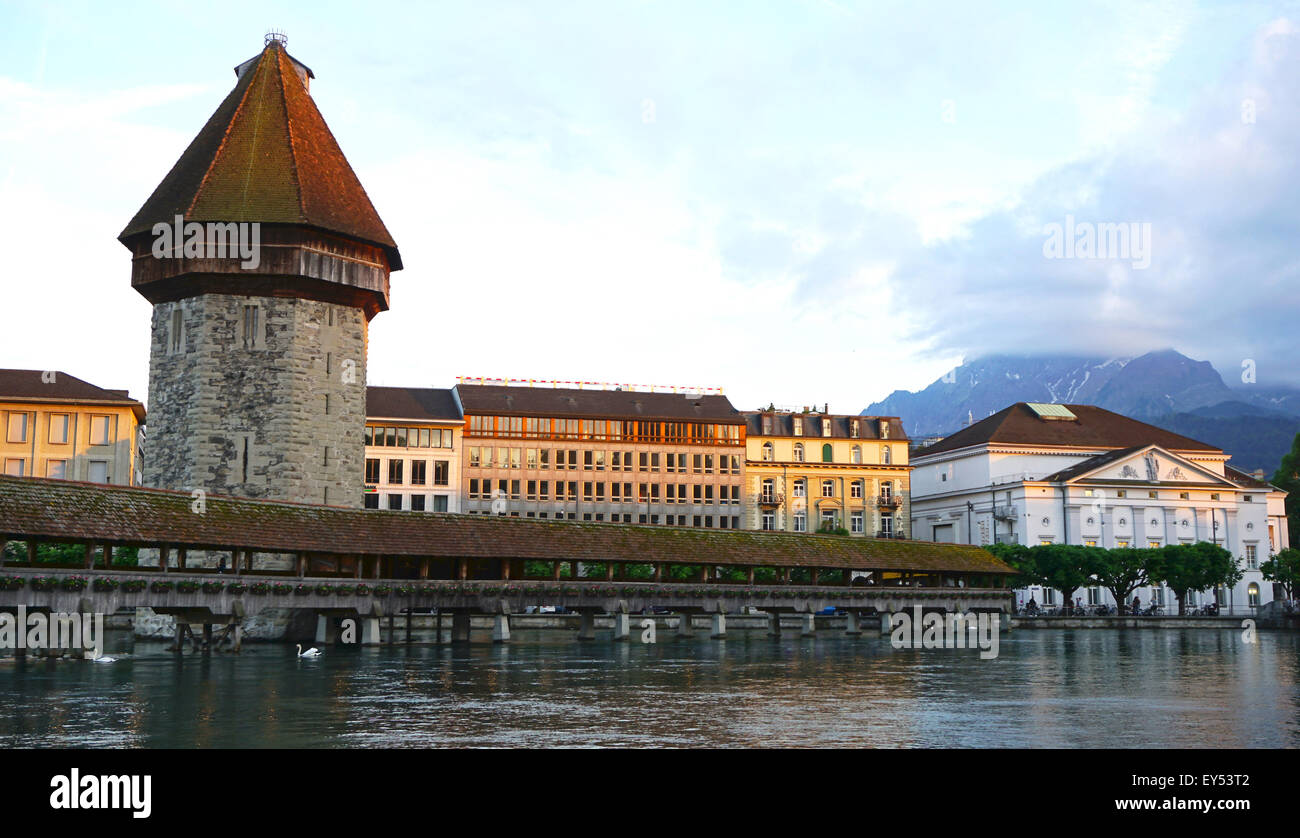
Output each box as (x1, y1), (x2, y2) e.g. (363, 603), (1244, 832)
(850, 420), (859, 439)
(793, 417), (803, 436)
(761, 415), (773, 435)
(822, 418), (832, 437)
(878, 419), (890, 439)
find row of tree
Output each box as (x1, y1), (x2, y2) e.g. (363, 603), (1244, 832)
(986, 541), (1249, 615)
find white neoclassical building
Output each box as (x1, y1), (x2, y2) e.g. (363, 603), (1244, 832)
(910, 402), (1290, 613)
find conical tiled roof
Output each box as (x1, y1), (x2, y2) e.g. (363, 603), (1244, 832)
(119, 40), (401, 269)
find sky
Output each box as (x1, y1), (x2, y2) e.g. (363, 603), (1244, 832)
(2, 0), (1298, 415)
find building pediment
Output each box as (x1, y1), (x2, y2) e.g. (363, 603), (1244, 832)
(1051, 445), (1235, 488)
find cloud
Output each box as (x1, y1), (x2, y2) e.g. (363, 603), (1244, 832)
(878, 17), (1300, 388)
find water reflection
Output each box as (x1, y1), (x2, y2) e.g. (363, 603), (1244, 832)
(0, 629), (1295, 747)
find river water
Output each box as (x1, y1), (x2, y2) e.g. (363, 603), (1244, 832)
(1, 628), (1296, 747)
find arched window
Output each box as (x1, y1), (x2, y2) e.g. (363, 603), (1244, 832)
(1248, 583), (1260, 607)
(821, 479), (834, 497)
(761, 478), (775, 503)
(882, 480), (893, 500)
(821, 443), (832, 463)
(851, 445), (862, 464)
(761, 442), (773, 462)
(882, 446), (892, 465)
(793, 443), (804, 462)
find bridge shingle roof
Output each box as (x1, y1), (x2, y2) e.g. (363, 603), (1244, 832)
(0, 476), (1013, 575)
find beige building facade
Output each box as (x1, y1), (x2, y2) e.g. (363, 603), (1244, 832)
(743, 410), (912, 537)
(0, 369), (145, 486)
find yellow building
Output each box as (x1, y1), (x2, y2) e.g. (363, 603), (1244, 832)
(743, 409), (911, 537)
(0, 370), (145, 485)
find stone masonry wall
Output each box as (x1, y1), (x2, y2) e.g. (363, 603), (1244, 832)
(144, 293), (367, 507)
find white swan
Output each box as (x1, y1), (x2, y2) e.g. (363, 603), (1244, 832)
(91, 655), (119, 663)
(296, 644), (322, 658)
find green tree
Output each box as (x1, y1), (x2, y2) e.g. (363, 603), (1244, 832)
(1271, 431), (1300, 548)
(1093, 547), (1156, 615)
(985, 543), (1040, 589)
(1149, 542), (1243, 615)
(1033, 544), (1098, 611)
(1260, 548), (1300, 600)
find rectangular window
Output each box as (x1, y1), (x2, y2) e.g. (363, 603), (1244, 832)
(410, 495), (426, 512)
(387, 494), (403, 510)
(365, 458), (380, 483)
(46, 459), (68, 479)
(48, 413), (69, 445)
(794, 514), (806, 533)
(4, 458), (26, 477)
(1246, 544), (1258, 569)
(87, 460), (108, 483)
(761, 512), (775, 531)
(851, 481), (863, 499)
(433, 495), (448, 512)
(851, 512), (864, 534)
(433, 460), (449, 486)
(693, 454), (702, 473)
(170, 307), (184, 354)
(88, 415), (111, 446)
(364, 493), (379, 509)
(388, 460), (404, 484)
(242, 304), (261, 349)
(410, 460), (427, 485)
(511, 480), (520, 499)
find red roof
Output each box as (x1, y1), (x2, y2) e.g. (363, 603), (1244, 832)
(0, 370), (145, 422)
(916, 403), (1220, 457)
(119, 40), (401, 269)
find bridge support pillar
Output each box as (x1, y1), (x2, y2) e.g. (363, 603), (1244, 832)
(315, 615), (338, 644)
(231, 623), (242, 653)
(613, 612), (630, 641)
(452, 610), (471, 643)
(1001, 611), (1012, 633)
(172, 622), (184, 656)
(710, 612), (726, 638)
(577, 610), (596, 641)
(767, 612), (781, 637)
(844, 611), (862, 636)
(801, 613), (816, 636)
(492, 614), (511, 643)
(360, 617), (382, 645)
(676, 613), (693, 638)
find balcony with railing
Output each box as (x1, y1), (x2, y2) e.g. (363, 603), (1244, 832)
(876, 494), (901, 509)
(757, 492), (785, 508)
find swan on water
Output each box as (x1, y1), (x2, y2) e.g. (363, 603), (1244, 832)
(296, 644), (322, 658)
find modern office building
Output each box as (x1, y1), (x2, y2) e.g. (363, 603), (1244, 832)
(364, 387), (462, 512)
(0, 369), (145, 486)
(909, 402), (1291, 610)
(455, 381), (745, 526)
(743, 409), (911, 537)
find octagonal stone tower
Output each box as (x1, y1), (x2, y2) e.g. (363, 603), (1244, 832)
(119, 36), (401, 507)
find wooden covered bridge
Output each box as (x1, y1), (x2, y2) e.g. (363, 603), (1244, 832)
(0, 475), (1016, 648)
